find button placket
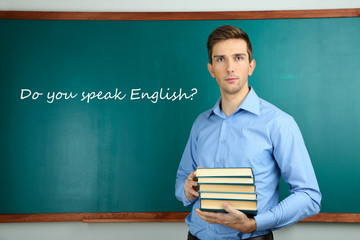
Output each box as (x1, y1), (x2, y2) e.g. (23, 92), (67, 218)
(214, 119), (228, 167)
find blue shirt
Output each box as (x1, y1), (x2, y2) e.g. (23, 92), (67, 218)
(175, 87), (321, 240)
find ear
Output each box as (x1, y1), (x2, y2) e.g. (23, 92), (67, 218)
(248, 59), (256, 76)
(208, 63), (216, 78)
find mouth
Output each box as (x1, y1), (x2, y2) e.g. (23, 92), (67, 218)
(225, 77), (238, 83)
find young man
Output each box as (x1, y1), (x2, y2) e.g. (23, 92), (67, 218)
(175, 25), (321, 240)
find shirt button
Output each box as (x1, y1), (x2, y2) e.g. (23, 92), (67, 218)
(209, 224), (213, 228)
(221, 140), (226, 144)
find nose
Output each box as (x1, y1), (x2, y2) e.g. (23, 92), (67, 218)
(226, 60), (234, 73)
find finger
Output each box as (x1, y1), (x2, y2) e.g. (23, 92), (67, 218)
(195, 167), (203, 175)
(188, 170), (196, 178)
(197, 214), (217, 224)
(223, 202), (239, 215)
(188, 171), (197, 181)
(223, 202), (247, 219)
(185, 183), (198, 194)
(196, 209), (221, 224)
(184, 178), (199, 197)
(185, 181), (198, 192)
(196, 208), (225, 220)
(186, 187), (199, 197)
(186, 179), (198, 187)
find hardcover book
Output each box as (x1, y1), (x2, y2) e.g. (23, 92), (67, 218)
(196, 167), (254, 178)
(198, 184), (255, 193)
(200, 198), (257, 216)
(197, 177), (254, 184)
(199, 191), (257, 200)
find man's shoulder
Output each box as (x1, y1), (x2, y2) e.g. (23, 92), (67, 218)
(258, 97), (294, 124)
(189, 108), (215, 132)
(256, 98), (302, 141)
(194, 108), (213, 123)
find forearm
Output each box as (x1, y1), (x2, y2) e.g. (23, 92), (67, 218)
(255, 190), (321, 231)
(262, 116), (321, 231)
(231, 217), (257, 233)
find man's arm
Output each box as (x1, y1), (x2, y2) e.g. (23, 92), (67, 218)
(254, 116), (321, 231)
(175, 122), (199, 206)
(197, 116), (321, 232)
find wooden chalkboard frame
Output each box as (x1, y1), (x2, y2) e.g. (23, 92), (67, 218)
(0, 8), (359, 223)
(0, 212), (359, 223)
(0, 9), (359, 20)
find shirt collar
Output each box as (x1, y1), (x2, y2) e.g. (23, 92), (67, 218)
(208, 87), (260, 118)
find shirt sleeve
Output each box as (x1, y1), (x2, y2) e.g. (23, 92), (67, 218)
(175, 120), (199, 206)
(254, 116), (322, 231)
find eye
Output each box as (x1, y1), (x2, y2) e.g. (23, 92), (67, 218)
(216, 57), (224, 62)
(235, 56), (243, 61)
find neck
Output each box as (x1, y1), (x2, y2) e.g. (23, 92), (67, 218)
(220, 86), (250, 117)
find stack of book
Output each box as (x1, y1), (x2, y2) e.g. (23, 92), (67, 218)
(196, 167), (257, 216)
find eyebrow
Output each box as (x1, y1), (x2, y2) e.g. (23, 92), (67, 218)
(234, 53), (247, 57)
(213, 53), (247, 59)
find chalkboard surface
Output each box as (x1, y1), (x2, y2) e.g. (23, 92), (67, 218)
(0, 18), (359, 215)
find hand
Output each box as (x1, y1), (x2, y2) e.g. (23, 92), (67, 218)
(184, 170), (199, 201)
(196, 202), (256, 233)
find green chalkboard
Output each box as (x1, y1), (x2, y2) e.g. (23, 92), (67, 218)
(0, 18), (359, 215)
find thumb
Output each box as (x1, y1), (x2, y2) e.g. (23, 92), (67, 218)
(223, 202), (245, 217)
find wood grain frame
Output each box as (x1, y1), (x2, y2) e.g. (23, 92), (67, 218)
(0, 8), (359, 223)
(0, 8), (359, 20)
(0, 212), (359, 223)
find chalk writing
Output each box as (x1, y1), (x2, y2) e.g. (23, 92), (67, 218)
(81, 89), (126, 103)
(20, 89), (43, 100)
(47, 91), (78, 103)
(130, 88), (198, 104)
(19, 88), (198, 104)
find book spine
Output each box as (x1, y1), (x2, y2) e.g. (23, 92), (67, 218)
(200, 198), (257, 202)
(197, 182), (254, 186)
(199, 208), (258, 217)
(196, 175), (253, 178)
(199, 191), (257, 197)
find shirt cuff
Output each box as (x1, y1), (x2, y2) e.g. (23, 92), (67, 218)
(181, 189), (197, 207)
(254, 210), (277, 232)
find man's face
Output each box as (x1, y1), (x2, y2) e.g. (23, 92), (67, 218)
(208, 39), (256, 97)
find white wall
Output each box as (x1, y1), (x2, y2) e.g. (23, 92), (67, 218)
(0, 222), (360, 240)
(1, 1), (359, 240)
(0, 0), (359, 11)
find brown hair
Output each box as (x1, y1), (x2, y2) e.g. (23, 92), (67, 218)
(207, 25), (253, 64)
